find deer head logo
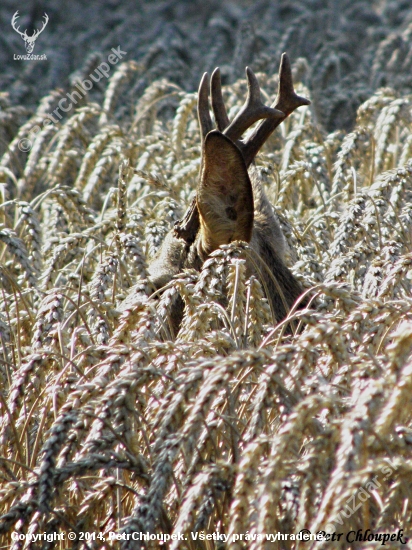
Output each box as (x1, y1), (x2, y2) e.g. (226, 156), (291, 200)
(11, 11), (49, 54)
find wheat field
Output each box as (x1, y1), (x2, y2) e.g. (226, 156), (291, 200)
(1, 2), (412, 549)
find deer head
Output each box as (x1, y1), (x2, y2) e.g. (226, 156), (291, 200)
(121, 53), (310, 335)
(11, 11), (49, 54)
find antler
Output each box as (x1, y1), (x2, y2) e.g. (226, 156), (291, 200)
(11, 11), (27, 39)
(11, 11), (49, 41)
(199, 66), (285, 143)
(197, 72), (213, 143)
(242, 53), (311, 166)
(31, 13), (49, 39)
(198, 66), (284, 143)
(210, 68), (230, 131)
(220, 67), (284, 142)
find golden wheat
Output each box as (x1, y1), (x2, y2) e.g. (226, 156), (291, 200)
(0, 51), (412, 550)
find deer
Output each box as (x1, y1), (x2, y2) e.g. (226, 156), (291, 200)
(120, 53), (310, 336)
(11, 11), (49, 54)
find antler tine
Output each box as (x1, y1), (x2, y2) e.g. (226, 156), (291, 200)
(197, 72), (213, 144)
(210, 68), (230, 131)
(224, 67), (284, 143)
(242, 53), (311, 167)
(275, 52), (311, 116)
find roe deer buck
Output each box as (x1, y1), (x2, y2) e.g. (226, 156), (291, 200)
(121, 53), (310, 335)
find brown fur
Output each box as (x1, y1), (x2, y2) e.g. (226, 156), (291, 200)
(120, 131), (305, 335)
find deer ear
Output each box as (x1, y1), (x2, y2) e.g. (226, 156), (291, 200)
(196, 130), (254, 255)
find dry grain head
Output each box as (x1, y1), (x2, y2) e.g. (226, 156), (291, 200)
(120, 53), (311, 335)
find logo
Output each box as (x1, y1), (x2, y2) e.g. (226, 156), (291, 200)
(12, 11), (48, 58)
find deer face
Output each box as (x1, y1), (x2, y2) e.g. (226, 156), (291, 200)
(121, 54), (310, 335)
(23, 38), (36, 54)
